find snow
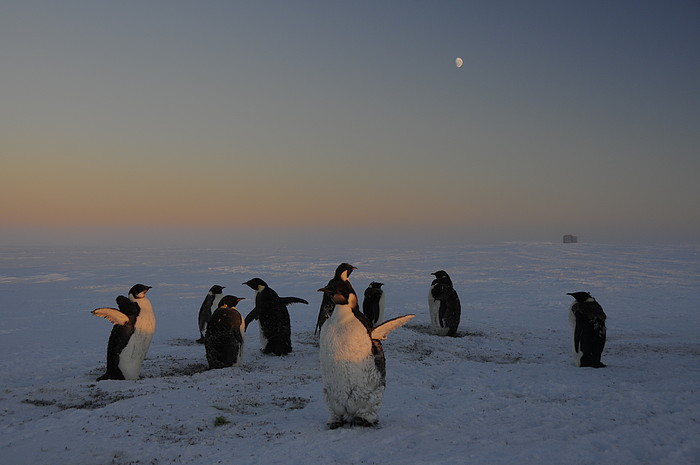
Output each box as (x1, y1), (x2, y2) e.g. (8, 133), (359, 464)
(1, 242), (699, 464)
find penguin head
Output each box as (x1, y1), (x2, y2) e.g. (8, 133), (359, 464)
(318, 281), (352, 306)
(218, 295), (245, 308)
(243, 278), (267, 293)
(209, 285), (225, 295)
(567, 291), (594, 303)
(369, 281), (384, 289)
(128, 284), (151, 300)
(431, 270), (453, 285)
(335, 263), (357, 281)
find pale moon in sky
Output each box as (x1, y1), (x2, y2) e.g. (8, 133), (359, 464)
(455, 57), (463, 68)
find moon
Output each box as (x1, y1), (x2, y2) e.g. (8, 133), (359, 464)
(455, 57), (463, 68)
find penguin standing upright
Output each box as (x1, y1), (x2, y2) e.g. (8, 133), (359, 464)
(362, 281), (385, 327)
(428, 270), (461, 336)
(92, 284), (156, 380)
(567, 292), (607, 368)
(204, 295), (246, 368)
(315, 263), (357, 334)
(318, 282), (414, 429)
(197, 285), (225, 343)
(242, 278), (308, 356)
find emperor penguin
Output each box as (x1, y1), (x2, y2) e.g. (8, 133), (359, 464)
(204, 295), (247, 368)
(315, 263), (358, 334)
(428, 270), (461, 336)
(242, 278), (308, 356)
(362, 281), (385, 327)
(92, 284), (156, 380)
(318, 282), (414, 429)
(197, 285), (225, 343)
(567, 292), (607, 368)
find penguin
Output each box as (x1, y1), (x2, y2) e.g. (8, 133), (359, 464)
(242, 278), (308, 356)
(362, 281), (385, 327)
(315, 263), (358, 334)
(197, 285), (225, 343)
(204, 295), (247, 368)
(567, 292), (607, 368)
(318, 282), (414, 429)
(91, 284), (156, 381)
(428, 270), (461, 337)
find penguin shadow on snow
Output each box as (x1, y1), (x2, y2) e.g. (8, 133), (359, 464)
(22, 385), (138, 411)
(399, 324), (524, 365)
(403, 322), (478, 338)
(166, 338), (201, 347)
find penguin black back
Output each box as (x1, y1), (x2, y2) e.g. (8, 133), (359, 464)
(429, 270), (461, 337)
(204, 295), (246, 368)
(362, 281), (385, 327)
(243, 278), (308, 356)
(567, 292), (607, 368)
(198, 285), (225, 343)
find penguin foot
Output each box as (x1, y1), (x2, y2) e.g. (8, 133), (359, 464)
(580, 359), (607, 368)
(350, 417), (378, 428)
(328, 420), (346, 430)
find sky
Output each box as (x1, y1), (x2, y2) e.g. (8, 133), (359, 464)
(1, 1), (699, 246)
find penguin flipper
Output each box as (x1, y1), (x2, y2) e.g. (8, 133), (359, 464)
(115, 295), (140, 317)
(315, 297), (334, 334)
(244, 307), (259, 329)
(279, 297), (309, 306)
(92, 308), (130, 326)
(371, 314), (416, 340)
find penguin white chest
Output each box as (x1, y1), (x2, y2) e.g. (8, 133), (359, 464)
(428, 286), (440, 325)
(568, 304), (583, 366)
(428, 286), (450, 335)
(119, 298), (156, 380)
(321, 307), (372, 363)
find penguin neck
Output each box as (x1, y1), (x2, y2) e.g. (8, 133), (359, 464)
(133, 296), (156, 332)
(135, 296), (153, 314)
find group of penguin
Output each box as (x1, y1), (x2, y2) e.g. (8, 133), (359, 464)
(91, 263), (607, 429)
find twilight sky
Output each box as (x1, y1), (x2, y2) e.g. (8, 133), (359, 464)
(2, 1), (699, 245)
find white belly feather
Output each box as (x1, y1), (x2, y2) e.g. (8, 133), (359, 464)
(319, 305), (384, 422)
(428, 286), (449, 336)
(568, 304), (582, 367)
(119, 297), (156, 380)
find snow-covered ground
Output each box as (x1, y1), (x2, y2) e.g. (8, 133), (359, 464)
(1, 242), (698, 464)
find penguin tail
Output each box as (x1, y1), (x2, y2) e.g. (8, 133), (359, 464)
(91, 307), (130, 326)
(371, 314), (415, 340)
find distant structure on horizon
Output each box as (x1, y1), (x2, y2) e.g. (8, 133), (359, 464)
(563, 234), (578, 244)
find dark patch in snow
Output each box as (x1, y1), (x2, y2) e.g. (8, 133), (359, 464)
(22, 386), (135, 410)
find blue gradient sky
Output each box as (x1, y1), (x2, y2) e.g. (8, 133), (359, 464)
(2, 1), (699, 245)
